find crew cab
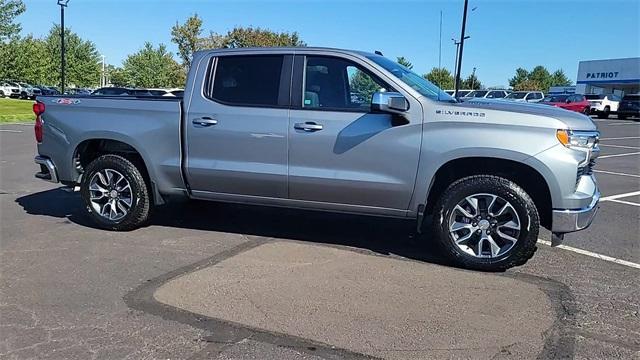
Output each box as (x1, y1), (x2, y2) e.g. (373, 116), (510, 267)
(585, 94), (620, 119)
(32, 47), (600, 271)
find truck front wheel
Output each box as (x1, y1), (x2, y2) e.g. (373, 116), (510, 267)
(80, 154), (151, 231)
(432, 175), (539, 271)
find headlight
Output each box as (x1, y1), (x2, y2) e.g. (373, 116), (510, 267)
(556, 130), (599, 149)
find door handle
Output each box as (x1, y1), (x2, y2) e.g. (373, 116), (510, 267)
(193, 117), (218, 127)
(294, 122), (323, 132)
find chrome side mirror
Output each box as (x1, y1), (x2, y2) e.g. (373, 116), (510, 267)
(371, 92), (409, 114)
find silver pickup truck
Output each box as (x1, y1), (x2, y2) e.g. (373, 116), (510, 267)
(33, 47), (600, 271)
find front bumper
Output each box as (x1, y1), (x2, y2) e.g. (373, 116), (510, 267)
(34, 156), (59, 183)
(551, 190), (599, 233)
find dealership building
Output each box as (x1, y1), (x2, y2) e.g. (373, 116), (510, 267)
(575, 57), (640, 96)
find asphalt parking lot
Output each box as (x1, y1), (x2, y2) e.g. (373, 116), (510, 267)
(0, 116), (638, 359)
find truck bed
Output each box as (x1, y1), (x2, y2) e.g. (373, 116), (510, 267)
(36, 95), (185, 198)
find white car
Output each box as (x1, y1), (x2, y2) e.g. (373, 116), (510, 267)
(504, 91), (544, 103)
(585, 94), (620, 119)
(0, 81), (21, 98)
(461, 89), (511, 101)
(16, 82), (42, 100)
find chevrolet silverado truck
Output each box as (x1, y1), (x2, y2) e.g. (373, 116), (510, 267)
(32, 47), (600, 271)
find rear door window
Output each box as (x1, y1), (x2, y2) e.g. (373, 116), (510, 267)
(210, 55), (284, 106)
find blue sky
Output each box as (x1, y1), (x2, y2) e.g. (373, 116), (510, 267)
(18, 0), (640, 87)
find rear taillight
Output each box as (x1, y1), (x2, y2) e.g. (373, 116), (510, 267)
(33, 101), (45, 143)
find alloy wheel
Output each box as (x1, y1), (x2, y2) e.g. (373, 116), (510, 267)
(88, 169), (133, 221)
(448, 193), (521, 258)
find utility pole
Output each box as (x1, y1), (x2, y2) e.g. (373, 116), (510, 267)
(454, 0), (469, 98)
(57, 0), (70, 93)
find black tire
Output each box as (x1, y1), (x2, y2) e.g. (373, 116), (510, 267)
(80, 154), (151, 231)
(597, 107), (610, 119)
(582, 107), (590, 115)
(432, 175), (539, 271)
(0, 90), (4, 97)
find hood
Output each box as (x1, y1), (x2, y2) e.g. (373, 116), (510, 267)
(450, 98), (596, 130)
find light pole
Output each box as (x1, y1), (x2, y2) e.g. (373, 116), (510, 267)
(452, 36), (469, 88)
(454, 0), (477, 98)
(57, 0), (69, 93)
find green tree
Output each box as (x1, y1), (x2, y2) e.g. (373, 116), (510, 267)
(528, 66), (551, 92)
(222, 26), (305, 48)
(513, 79), (541, 91)
(0, 0), (25, 41)
(349, 69), (382, 104)
(44, 25), (101, 87)
(462, 73), (482, 90)
(171, 14), (203, 71)
(550, 69), (571, 87)
(396, 56), (413, 69)
(508, 68), (529, 88)
(424, 67), (454, 89)
(508, 66), (570, 92)
(122, 42), (184, 88)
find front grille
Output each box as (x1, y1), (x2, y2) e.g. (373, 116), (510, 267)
(576, 158), (596, 187)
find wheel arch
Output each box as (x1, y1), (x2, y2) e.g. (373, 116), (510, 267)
(72, 136), (162, 205)
(423, 156), (552, 229)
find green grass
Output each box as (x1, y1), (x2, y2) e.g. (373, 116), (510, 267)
(0, 98), (34, 123)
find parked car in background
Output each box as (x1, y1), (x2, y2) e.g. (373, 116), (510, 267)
(169, 89), (184, 97)
(444, 89), (473, 97)
(617, 94), (640, 120)
(32, 47), (600, 271)
(35, 85), (59, 96)
(585, 94), (620, 119)
(540, 94), (591, 114)
(504, 91), (544, 103)
(461, 89), (510, 101)
(91, 87), (131, 96)
(65, 88), (92, 96)
(17, 82), (41, 99)
(0, 81), (21, 98)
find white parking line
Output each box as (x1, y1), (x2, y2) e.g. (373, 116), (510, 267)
(537, 239), (640, 270)
(593, 170), (640, 178)
(600, 191), (640, 201)
(600, 136), (640, 140)
(599, 144), (640, 150)
(0, 129), (22, 133)
(608, 122), (640, 126)
(598, 152), (640, 159)
(605, 199), (640, 207)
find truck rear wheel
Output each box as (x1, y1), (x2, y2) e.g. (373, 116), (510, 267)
(80, 154), (151, 231)
(432, 175), (539, 271)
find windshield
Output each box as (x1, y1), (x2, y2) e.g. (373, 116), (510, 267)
(506, 92), (527, 99)
(543, 95), (569, 102)
(366, 55), (454, 101)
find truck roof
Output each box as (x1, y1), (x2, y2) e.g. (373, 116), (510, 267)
(194, 47), (378, 58)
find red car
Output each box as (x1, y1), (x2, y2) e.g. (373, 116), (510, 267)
(540, 94), (591, 114)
